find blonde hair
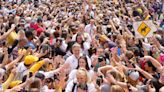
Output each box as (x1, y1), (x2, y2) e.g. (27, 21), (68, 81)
(76, 68), (91, 83)
(72, 43), (81, 48)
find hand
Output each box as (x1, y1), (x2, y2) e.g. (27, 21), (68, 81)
(12, 86), (23, 92)
(11, 68), (17, 74)
(111, 47), (117, 55)
(43, 58), (51, 63)
(26, 77), (34, 84)
(128, 64), (141, 71)
(11, 24), (16, 29)
(2, 47), (8, 54)
(135, 64), (142, 71)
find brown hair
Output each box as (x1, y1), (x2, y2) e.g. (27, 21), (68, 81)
(29, 78), (41, 92)
(110, 85), (125, 92)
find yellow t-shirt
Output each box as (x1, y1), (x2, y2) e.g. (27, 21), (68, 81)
(7, 31), (17, 45)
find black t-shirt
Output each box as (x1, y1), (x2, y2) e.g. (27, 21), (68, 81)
(151, 78), (164, 92)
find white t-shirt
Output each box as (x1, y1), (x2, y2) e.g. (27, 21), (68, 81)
(65, 80), (97, 92)
(72, 33), (92, 42)
(41, 85), (55, 92)
(65, 55), (79, 72)
(16, 62), (28, 80)
(84, 24), (96, 38)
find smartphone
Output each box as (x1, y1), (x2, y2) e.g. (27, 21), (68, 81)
(117, 48), (121, 56)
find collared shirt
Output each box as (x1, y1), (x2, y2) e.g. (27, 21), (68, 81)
(65, 55), (79, 72)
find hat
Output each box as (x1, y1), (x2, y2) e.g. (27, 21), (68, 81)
(24, 55), (39, 65)
(99, 35), (109, 42)
(136, 8), (143, 14)
(9, 80), (22, 88)
(160, 53), (164, 62)
(128, 71), (140, 81)
(0, 68), (5, 77)
(101, 83), (110, 92)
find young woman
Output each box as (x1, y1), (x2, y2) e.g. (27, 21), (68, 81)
(67, 56), (94, 83)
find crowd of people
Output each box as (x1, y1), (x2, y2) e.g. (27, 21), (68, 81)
(0, 0), (164, 92)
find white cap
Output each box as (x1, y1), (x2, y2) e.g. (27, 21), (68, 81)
(129, 71), (140, 81)
(0, 68), (5, 77)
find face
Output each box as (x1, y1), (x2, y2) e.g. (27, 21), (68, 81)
(72, 46), (81, 57)
(77, 35), (83, 43)
(99, 60), (106, 67)
(19, 40), (27, 47)
(76, 71), (87, 84)
(90, 19), (95, 25)
(79, 58), (86, 68)
(78, 24), (85, 32)
(96, 48), (104, 55)
(144, 63), (150, 71)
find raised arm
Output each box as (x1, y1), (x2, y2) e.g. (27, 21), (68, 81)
(0, 48), (9, 68)
(5, 54), (24, 71)
(144, 56), (163, 72)
(98, 65), (114, 75)
(2, 68), (16, 90)
(0, 24), (16, 41)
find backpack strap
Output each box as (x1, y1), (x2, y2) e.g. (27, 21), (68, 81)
(72, 82), (77, 92)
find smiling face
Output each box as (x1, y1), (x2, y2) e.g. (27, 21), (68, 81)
(76, 35), (83, 44)
(76, 69), (87, 84)
(72, 44), (81, 58)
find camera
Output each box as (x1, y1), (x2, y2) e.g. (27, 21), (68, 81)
(96, 75), (103, 86)
(98, 56), (104, 62)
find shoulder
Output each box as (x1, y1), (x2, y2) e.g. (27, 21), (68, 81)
(87, 83), (96, 92)
(69, 69), (78, 75)
(66, 80), (75, 92)
(66, 55), (74, 61)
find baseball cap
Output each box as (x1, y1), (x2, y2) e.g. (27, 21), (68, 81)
(0, 68), (5, 77)
(24, 55), (39, 65)
(101, 83), (110, 92)
(128, 70), (140, 81)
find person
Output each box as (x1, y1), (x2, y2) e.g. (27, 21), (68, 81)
(67, 55), (94, 83)
(84, 19), (96, 38)
(65, 68), (97, 92)
(65, 43), (81, 72)
(0, 0), (163, 91)
(72, 24), (92, 43)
